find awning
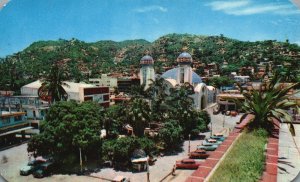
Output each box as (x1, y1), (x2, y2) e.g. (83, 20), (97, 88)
(131, 157), (149, 163)
(0, 126), (33, 136)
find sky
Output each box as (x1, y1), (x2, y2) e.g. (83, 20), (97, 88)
(0, 0), (300, 57)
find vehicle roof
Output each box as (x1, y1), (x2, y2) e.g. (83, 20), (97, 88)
(193, 149), (206, 153)
(214, 133), (224, 136)
(113, 176), (126, 181)
(40, 161), (53, 167)
(208, 139), (217, 142)
(182, 159), (195, 163)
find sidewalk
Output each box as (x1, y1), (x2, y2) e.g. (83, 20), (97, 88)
(277, 124), (300, 182)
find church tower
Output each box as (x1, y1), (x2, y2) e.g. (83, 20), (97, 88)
(140, 55), (155, 90)
(177, 52), (193, 85)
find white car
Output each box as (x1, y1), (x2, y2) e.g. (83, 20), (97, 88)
(113, 176), (130, 182)
(20, 165), (34, 176)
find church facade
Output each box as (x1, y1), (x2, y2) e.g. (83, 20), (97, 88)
(140, 52), (214, 110)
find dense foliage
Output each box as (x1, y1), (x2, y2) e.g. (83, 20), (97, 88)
(28, 101), (104, 165)
(206, 76), (234, 89)
(158, 119), (183, 149)
(103, 104), (127, 138)
(101, 137), (156, 166)
(1, 34), (299, 92)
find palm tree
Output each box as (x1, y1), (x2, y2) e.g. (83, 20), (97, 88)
(126, 98), (151, 137)
(238, 75), (299, 135)
(38, 62), (69, 104)
(146, 76), (169, 121)
(129, 84), (147, 98)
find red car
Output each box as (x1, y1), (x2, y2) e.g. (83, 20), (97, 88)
(189, 149), (209, 159)
(175, 159), (202, 169)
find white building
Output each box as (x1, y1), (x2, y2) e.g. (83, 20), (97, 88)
(139, 55), (155, 90)
(89, 74), (118, 89)
(234, 76), (250, 84)
(141, 52), (216, 110)
(21, 80), (110, 107)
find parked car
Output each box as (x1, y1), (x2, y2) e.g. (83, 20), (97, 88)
(197, 144), (218, 151)
(19, 159), (46, 176)
(202, 139), (222, 146)
(113, 176), (130, 182)
(189, 149), (209, 159)
(211, 133), (226, 141)
(32, 162), (54, 178)
(210, 135), (226, 141)
(175, 159), (201, 169)
(20, 165), (35, 176)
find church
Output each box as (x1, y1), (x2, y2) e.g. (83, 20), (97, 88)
(140, 52), (215, 110)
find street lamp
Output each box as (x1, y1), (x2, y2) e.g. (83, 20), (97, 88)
(223, 113), (226, 127)
(147, 160), (150, 182)
(210, 120), (213, 136)
(79, 148), (83, 173)
(188, 134), (191, 154)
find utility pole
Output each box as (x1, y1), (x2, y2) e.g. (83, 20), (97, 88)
(188, 134), (191, 154)
(210, 121), (213, 136)
(79, 148), (83, 173)
(147, 160), (150, 182)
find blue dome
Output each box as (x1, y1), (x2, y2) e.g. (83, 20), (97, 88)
(140, 55), (154, 65)
(161, 68), (202, 84)
(177, 52), (192, 64)
(178, 52), (192, 59)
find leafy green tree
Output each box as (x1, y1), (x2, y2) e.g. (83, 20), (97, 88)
(104, 104), (127, 138)
(136, 137), (157, 155)
(158, 119), (183, 149)
(198, 110), (211, 127)
(273, 67), (300, 84)
(207, 76), (234, 89)
(28, 101), (104, 165)
(221, 64), (239, 75)
(101, 137), (156, 166)
(165, 83), (206, 138)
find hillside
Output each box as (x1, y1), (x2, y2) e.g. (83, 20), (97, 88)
(0, 33), (299, 92)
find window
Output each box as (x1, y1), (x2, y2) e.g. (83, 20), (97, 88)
(142, 69), (147, 84)
(1, 117), (10, 125)
(14, 115), (22, 122)
(180, 68), (184, 83)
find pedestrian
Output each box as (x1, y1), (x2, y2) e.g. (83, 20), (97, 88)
(172, 165), (176, 176)
(28, 153), (32, 162)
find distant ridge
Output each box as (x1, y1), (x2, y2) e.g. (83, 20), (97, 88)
(0, 33), (299, 91)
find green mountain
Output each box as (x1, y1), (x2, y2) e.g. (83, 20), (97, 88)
(0, 33), (299, 92)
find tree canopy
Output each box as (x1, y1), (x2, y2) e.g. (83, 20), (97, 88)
(28, 101), (104, 164)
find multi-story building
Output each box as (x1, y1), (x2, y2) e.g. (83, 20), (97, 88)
(21, 80), (110, 107)
(0, 110), (31, 145)
(117, 77), (140, 93)
(89, 74), (118, 89)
